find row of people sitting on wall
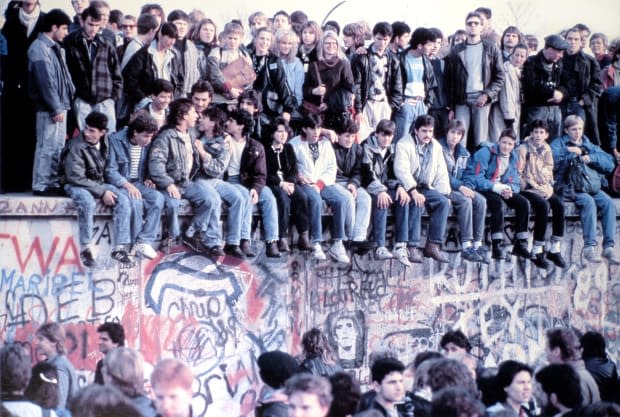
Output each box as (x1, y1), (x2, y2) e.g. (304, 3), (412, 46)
(58, 90), (620, 268)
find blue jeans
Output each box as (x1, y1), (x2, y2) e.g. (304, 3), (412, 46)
(301, 183), (349, 242)
(336, 181), (371, 241)
(371, 189), (410, 247)
(197, 178), (251, 245)
(162, 181), (221, 246)
(393, 100), (427, 142)
(228, 176), (278, 242)
(409, 189), (450, 246)
(65, 184), (131, 247)
(601, 86), (620, 151)
(449, 190), (487, 243)
(574, 190), (616, 248)
(120, 182), (164, 245)
(32, 111), (67, 191)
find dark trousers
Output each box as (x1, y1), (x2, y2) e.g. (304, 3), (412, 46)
(521, 191), (565, 242)
(481, 190), (530, 237)
(270, 185), (310, 237)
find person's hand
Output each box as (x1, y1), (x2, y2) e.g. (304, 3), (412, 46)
(410, 189), (425, 207)
(250, 188), (259, 205)
(582, 154), (591, 164)
(124, 182), (142, 199)
(566, 146), (582, 155)
(377, 191), (392, 209)
(500, 187), (513, 199)
(459, 185), (475, 198)
(52, 113), (64, 123)
(166, 183), (181, 199)
(281, 181), (295, 195)
(298, 174), (313, 185)
(321, 128), (338, 143)
(230, 87), (242, 98)
(475, 93), (489, 107)
(547, 89), (564, 104)
(144, 178), (156, 189)
(346, 183), (357, 198)
(395, 187), (411, 206)
(282, 112), (291, 122)
(313, 84), (326, 96)
(102, 190), (118, 206)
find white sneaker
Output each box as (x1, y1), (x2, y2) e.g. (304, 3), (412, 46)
(135, 242), (158, 259)
(394, 246), (412, 267)
(313, 243), (327, 260)
(375, 246), (393, 260)
(328, 240), (350, 263)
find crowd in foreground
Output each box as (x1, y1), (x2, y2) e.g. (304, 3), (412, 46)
(2, 3), (620, 267)
(2, 321), (620, 417)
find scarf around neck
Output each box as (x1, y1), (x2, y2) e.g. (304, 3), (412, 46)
(19, 4), (40, 37)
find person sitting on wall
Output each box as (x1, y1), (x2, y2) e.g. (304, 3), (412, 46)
(550, 115), (620, 264)
(60, 111), (132, 267)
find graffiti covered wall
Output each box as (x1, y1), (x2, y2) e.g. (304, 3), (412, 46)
(1, 195), (620, 416)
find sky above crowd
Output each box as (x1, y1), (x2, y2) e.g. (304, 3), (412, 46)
(4, 0), (619, 46)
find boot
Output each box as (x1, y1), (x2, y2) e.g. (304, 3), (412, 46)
(512, 239), (532, 259)
(298, 231), (313, 251)
(531, 251), (550, 269)
(240, 239), (256, 257)
(546, 251), (567, 268)
(266, 241), (281, 258)
(423, 242), (449, 263)
(277, 237), (290, 253)
(492, 240), (505, 260)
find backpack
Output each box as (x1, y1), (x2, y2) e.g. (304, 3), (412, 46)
(568, 156), (601, 194)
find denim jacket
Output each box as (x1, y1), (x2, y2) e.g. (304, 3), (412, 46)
(106, 127), (151, 187)
(148, 127), (199, 189)
(27, 33), (75, 114)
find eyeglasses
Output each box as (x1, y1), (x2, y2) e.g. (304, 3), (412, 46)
(466, 21), (481, 26)
(121, 24), (136, 29)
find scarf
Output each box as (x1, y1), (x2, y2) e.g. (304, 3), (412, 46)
(19, 4), (40, 37)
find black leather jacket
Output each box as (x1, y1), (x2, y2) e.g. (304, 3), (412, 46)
(444, 40), (504, 107)
(522, 50), (568, 107)
(252, 52), (296, 116)
(560, 50), (603, 106)
(351, 46), (403, 113)
(398, 50), (438, 108)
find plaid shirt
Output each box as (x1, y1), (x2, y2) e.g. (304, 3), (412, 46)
(65, 30), (123, 104)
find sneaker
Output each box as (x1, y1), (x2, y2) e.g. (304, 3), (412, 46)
(531, 251), (550, 269)
(602, 247), (620, 265)
(375, 246), (393, 260)
(475, 247), (490, 264)
(546, 251), (567, 268)
(461, 247), (482, 262)
(80, 248), (97, 268)
(328, 240), (350, 263)
(313, 243), (327, 260)
(583, 246), (603, 263)
(111, 249), (132, 265)
(134, 242), (158, 259)
(277, 238), (290, 253)
(394, 246), (412, 267)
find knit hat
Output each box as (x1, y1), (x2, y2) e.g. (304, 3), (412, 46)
(257, 351), (302, 389)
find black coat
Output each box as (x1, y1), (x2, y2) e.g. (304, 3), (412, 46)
(584, 356), (619, 402)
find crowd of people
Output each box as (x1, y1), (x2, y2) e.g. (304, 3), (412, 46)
(1, 3), (620, 267)
(2, 322), (620, 417)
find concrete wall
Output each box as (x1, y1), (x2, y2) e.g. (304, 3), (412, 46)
(1, 195), (620, 416)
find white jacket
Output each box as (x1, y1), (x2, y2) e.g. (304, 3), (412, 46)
(289, 135), (337, 188)
(394, 133), (451, 195)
